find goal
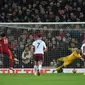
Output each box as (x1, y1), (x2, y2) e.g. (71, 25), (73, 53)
(0, 22), (84, 69)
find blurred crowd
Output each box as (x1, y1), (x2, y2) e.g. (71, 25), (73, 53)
(0, 24), (85, 68)
(0, 0), (85, 22)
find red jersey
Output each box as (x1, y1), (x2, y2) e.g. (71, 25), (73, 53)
(1, 37), (9, 49)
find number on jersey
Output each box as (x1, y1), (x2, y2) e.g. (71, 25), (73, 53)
(4, 39), (8, 44)
(37, 43), (40, 48)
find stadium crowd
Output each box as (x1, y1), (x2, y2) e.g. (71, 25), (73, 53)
(0, 24), (85, 68)
(0, 0), (85, 22)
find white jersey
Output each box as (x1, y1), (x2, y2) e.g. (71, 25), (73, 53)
(81, 43), (85, 55)
(32, 39), (47, 54)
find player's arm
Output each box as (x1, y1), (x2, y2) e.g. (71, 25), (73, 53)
(80, 57), (84, 61)
(78, 54), (84, 61)
(44, 47), (48, 52)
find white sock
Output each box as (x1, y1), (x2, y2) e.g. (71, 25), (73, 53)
(34, 65), (37, 75)
(38, 64), (42, 72)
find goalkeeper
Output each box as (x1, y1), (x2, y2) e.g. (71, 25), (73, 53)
(53, 48), (84, 72)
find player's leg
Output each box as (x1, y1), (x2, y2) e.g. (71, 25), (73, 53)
(53, 57), (65, 72)
(33, 55), (38, 76)
(53, 64), (64, 73)
(8, 49), (19, 62)
(83, 60), (85, 68)
(6, 49), (13, 69)
(82, 55), (85, 67)
(37, 55), (44, 76)
(56, 59), (71, 71)
(54, 61), (71, 72)
(53, 62), (68, 73)
(82, 56), (85, 75)
(5, 49), (18, 70)
(56, 65), (64, 71)
(37, 60), (43, 76)
(34, 60), (38, 76)
(38, 61), (42, 72)
(0, 47), (3, 65)
(56, 58), (64, 66)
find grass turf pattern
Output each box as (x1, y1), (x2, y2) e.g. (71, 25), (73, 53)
(0, 73), (85, 85)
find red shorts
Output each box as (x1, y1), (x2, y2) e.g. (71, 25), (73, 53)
(33, 54), (44, 61)
(0, 47), (13, 57)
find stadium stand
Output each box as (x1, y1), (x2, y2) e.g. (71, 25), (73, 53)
(0, 0), (85, 22)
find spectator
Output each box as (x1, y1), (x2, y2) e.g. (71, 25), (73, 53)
(0, 0), (85, 22)
(22, 47), (32, 68)
(0, 24), (84, 68)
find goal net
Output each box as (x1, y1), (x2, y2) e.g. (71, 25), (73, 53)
(0, 22), (84, 69)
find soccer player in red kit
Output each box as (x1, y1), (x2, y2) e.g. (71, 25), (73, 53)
(0, 33), (19, 70)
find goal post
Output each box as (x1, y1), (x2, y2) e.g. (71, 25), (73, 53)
(0, 22), (85, 69)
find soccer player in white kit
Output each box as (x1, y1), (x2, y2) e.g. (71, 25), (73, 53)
(30, 34), (47, 76)
(81, 41), (85, 75)
(81, 41), (85, 66)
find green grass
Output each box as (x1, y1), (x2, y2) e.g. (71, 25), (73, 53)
(0, 73), (85, 85)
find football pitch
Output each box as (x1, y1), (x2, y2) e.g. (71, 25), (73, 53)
(0, 73), (85, 85)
